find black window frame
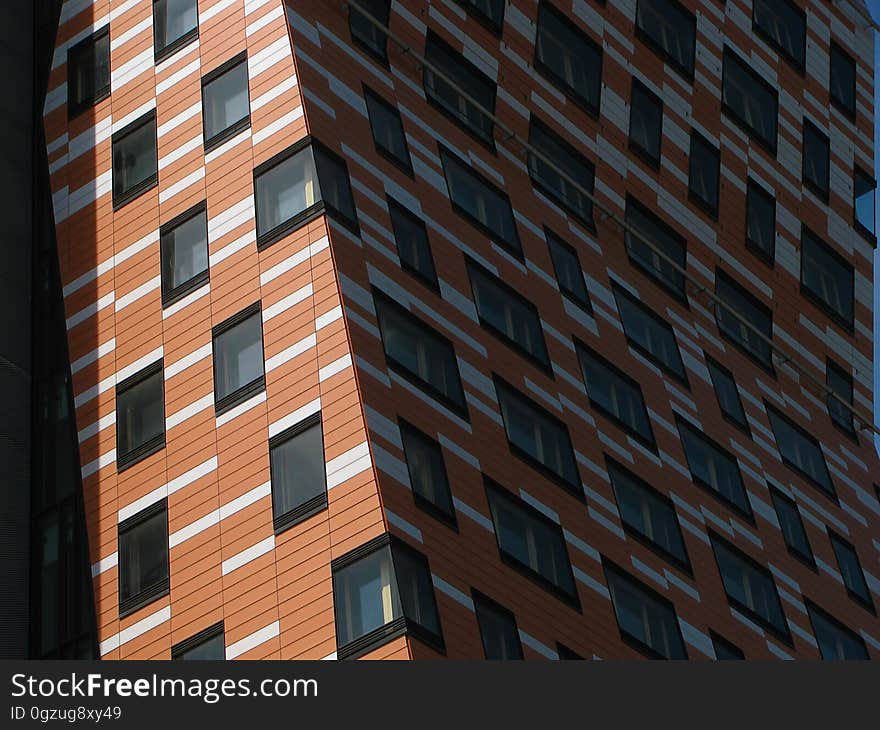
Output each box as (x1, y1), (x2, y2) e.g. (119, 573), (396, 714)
(171, 621), (225, 660)
(765, 402), (836, 501)
(454, 0), (505, 34)
(802, 118), (830, 202)
(211, 302), (266, 415)
(364, 85), (413, 176)
(399, 418), (457, 529)
(688, 130), (720, 219)
(117, 499), (170, 618)
(472, 589), (524, 660)
(545, 227), (592, 313)
(800, 226), (855, 332)
(722, 46), (779, 155)
(829, 530), (875, 613)
(628, 77), (663, 169)
(153, 0), (200, 63)
(624, 196), (687, 302)
(159, 200), (209, 307)
(829, 40), (857, 121)
(806, 600), (870, 660)
(111, 109), (159, 210)
(67, 25), (111, 119)
(115, 359), (166, 472)
(387, 196), (439, 292)
(714, 269), (774, 373)
(348, 0), (390, 65)
(634, 0), (696, 81)
(853, 165), (877, 244)
(751, 0), (806, 71)
(745, 178), (776, 264)
(768, 485), (815, 568)
(201, 51), (251, 152)
(710, 631), (745, 660)
(705, 354), (750, 436)
(826, 358), (856, 437)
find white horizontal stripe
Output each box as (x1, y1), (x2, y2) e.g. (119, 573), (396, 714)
(207, 196), (254, 241)
(268, 397), (321, 439)
(100, 605), (171, 657)
(166, 393), (213, 430)
(247, 36), (291, 77)
(111, 49), (154, 96)
(221, 535), (275, 575)
(165, 343), (212, 379)
(116, 347), (164, 384)
(246, 3), (284, 36)
(157, 101), (202, 138)
(326, 442), (372, 490)
(252, 107), (304, 145)
(91, 551), (118, 578)
(265, 333), (316, 373)
(71, 338), (115, 375)
(225, 620), (279, 660)
(216, 391), (266, 428)
(319, 353), (351, 382)
(262, 283), (312, 322)
(67, 291), (115, 330)
(68, 171), (112, 216)
(219, 481), (272, 520)
(159, 167), (205, 203)
(81, 449), (116, 478)
(116, 229), (160, 267)
(155, 37), (200, 76)
(209, 229), (256, 267)
(118, 485), (166, 524)
(46, 133), (68, 155)
(169, 510), (219, 548)
(259, 236), (327, 286)
(200, 0), (237, 23)
(69, 116), (113, 163)
(109, 0), (141, 22)
(110, 16), (151, 51)
(315, 306), (342, 330)
(112, 100), (156, 134)
(115, 276), (160, 311)
(204, 128), (252, 164)
(156, 57), (200, 95)
(158, 135), (203, 170)
(251, 74), (296, 112)
(77, 410), (116, 444)
(162, 282), (211, 319)
(74, 373), (115, 409)
(117, 456), (218, 523)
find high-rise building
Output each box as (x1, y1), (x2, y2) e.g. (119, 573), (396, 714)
(26, 0), (880, 660)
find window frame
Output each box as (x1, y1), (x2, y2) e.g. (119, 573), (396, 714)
(765, 402), (836, 501)
(800, 226), (855, 332)
(117, 499), (170, 618)
(472, 589), (524, 660)
(348, 0), (391, 65)
(688, 130), (721, 219)
(545, 227), (592, 313)
(721, 46), (779, 155)
(67, 25), (111, 119)
(826, 358), (856, 438)
(710, 631), (745, 660)
(111, 109), (159, 210)
(704, 354), (750, 436)
(829, 40), (857, 121)
(159, 200), (209, 307)
(634, 0), (696, 81)
(153, 0), (200, 63)
(363, 85), (413, 176)
(171, 621), (225, 660)
(624, 195), (688, 302)
(745, 178), (776, 264)
(115, 359), (166, 472)
(387, 196), (439, 292)
(802, 118), (830, 202)
(768, 485), (815, 569)
(201, 51), (251, 152)
(829, 530), (875, 613)
(853, 165), (877, 244)
(453, 0), (505, 34)
(399, 418), (457, 529)
(628, 77), (663, 169)
(211, 302), (266, 415)
(751, 0), (806, 71)
(806, 600), (870, 660)
(714, 269), (775, 374)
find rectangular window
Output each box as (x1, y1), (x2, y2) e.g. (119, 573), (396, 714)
(373, 291), (467, 416)
(485, 479), (579, 606)
(332, 535), (443, 658)
(711, 632), (745, 660)
(473, 590), (523, 660)
(528, 116), (595, 228)
(535, 2), (603, 115)
(364, 87), (412, 174)
(801, 227), (854, 330)
(388, 197), (437, 289)
(455, 0), (505, 32)
(635, 0), (696, 79)
(830, 532), (874, 611)
(629, 79), (663, 167)
(467, 260), (550, 369)
(399, 420), (456, 526)
(112, 110), (158, 209)
(154, 0), (198, 60)
(212, 303), (265, 414)
(705, 356), (750, 434)
(577, 343), (656, 448)
(67, 26), (110, 118)
(769, 486), (814, 566)
(613, 284), (686, 383)
(722, 47), (778, 153)
(710, 534), (789, 641)
(440, 148), (520, 255)
(688, 131), (720, 217)
(854, 167), (876, 240)
(827, 360), (855, 435)
(349, 0), (390, 63)
(546, 229), (591, 312)
(270, 413), (327, 533)
(830, 41), (856, 119)
(494, 376), (581, 494)
(202, 53), (250, 150)
(625, 197), (687, 299)
(746, 179), (776, 262)
(171, 623), (225, 660)
(116, 361), (165, 471)
(715, 269), (773, 369)
(607, 458), (690, 571)
(766, 404), (835, 498)
(802, 119), (830, 201)
(676, 416), (751, 518)
(604, 560), (687, 659)
(424, 31), (496, 145)
(118, 500), (169, 617)
(752, 0), (805, 69)
(160, 201), (209, 306)
(807, 601), (869, 660)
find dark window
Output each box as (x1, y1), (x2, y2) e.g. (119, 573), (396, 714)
(116, 361), (165, 470)
(373, 292), (467, 416)
(604, 560), (687, 659)
(68, 26), (110, 118)
(485, 479), (579, 605)
(440, 148), (520, 254)
(577, 343), (655, 448)
(154, 0), (199, 60)
(613, 284), (686, 383)
(171, 623), (225, 660)
(827, 360), (855, 435)
(112, 111), (158, 208)
(629, 79), (663, 167)
(705, 355), (749, 434)
(535, 2), (602, 114)
(364, 87), (412, 173)
(388, 198), (437, 288)
(688, 131), (720, 217)
(746, 179), (776, 262)
(528, 116), (595, 228)
(556, 643), (584, 660)
(801, 228), (854, 330)
(829, 41), (856, 119)
(455, 0), (505, 32)
(635, 0), (696, 79)
(676, 417), (751, 518)
(710, 534), (789, 641)
(829, 532), (874, 611)
(467, 260), (550, 369)
(399, 420), (456, 526)
(806, 601), (869, 660)
(722, 47), (778, 153)
(202, 53), (250, 150)
(854, 167), (876, 239)
(270, 413), (327, 533)
(424, 31), (496, 145)
(212, 304), (265, 414)
(752, 0), (805, 69)
(802, 119), (830, 200)
(625, 197), (687, 298)
(349, 0), (390, 63)
(473, 591), (523, 660)
(546, 229), (591, 312)
(766, 404), (835, 498)
(160, 201), (209, 306)
(711, 632), (745, 660)
(607, 458), (690, 571)
(494, 377), (580, 494)
(715, 270), (773, 369)
(769, 486), (814, 566)
(118, 500), (169, 617)
(332, 535), (443, 658)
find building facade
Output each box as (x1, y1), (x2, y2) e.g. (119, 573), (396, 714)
(38, 0), (880, 660)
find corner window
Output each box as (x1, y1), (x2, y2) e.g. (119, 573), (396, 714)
(769, 486), (814, 566)
(635, 0), (696, 79)
(829, 41), (856, 119)
(270, 413), (327, 533)
(112, 111), (159, 209)
(455, 0), (505, 32)
(388, 198), (437, 289)
(854, 167), (876, 240)
(116, 361), (165, 471)
(67, 26), (110, 118)
(212, 303), (265, 414)
(826, 359), (855, 435)
(467, 260), (550, 369)
(546, 229), (591, 312)
(801, 227), (854, 329)
(485, 479), (579, 606)
(473, 591), (523, 660)
(154, 0), (199, 60)
(705, 355), (749, 434)
(688, 131), (720, 217)
(829, 532), (874, 611)
(373, 291), (467, 416)
(806, 601), (869, 660)
(752, 0), (805, 69)
(399, 420), (456, 526)
(766, 404), (835, 499)
(364, 87), (412, 174)
(604, 560), (687, 659)
(494, 377), (581, 494)
(534, 2), (602, 114)
(629, 79), (663, 167)
(802, 119), (830, 201)
(722, 47), (778, 153)
(746, 179), (776, 262)
(160, 201), (209, 307)
(715, 269), (773, 370)
(202, 53), (250, 150)
(625, 197), (687, 299)
(172, 623), (225, 660)
(711, 632), (745, 660)
(118, 500), (169, 617)
(332, 535), (444, 658)
(349, 0), (390, 63)
(528, 116), (595, 228)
